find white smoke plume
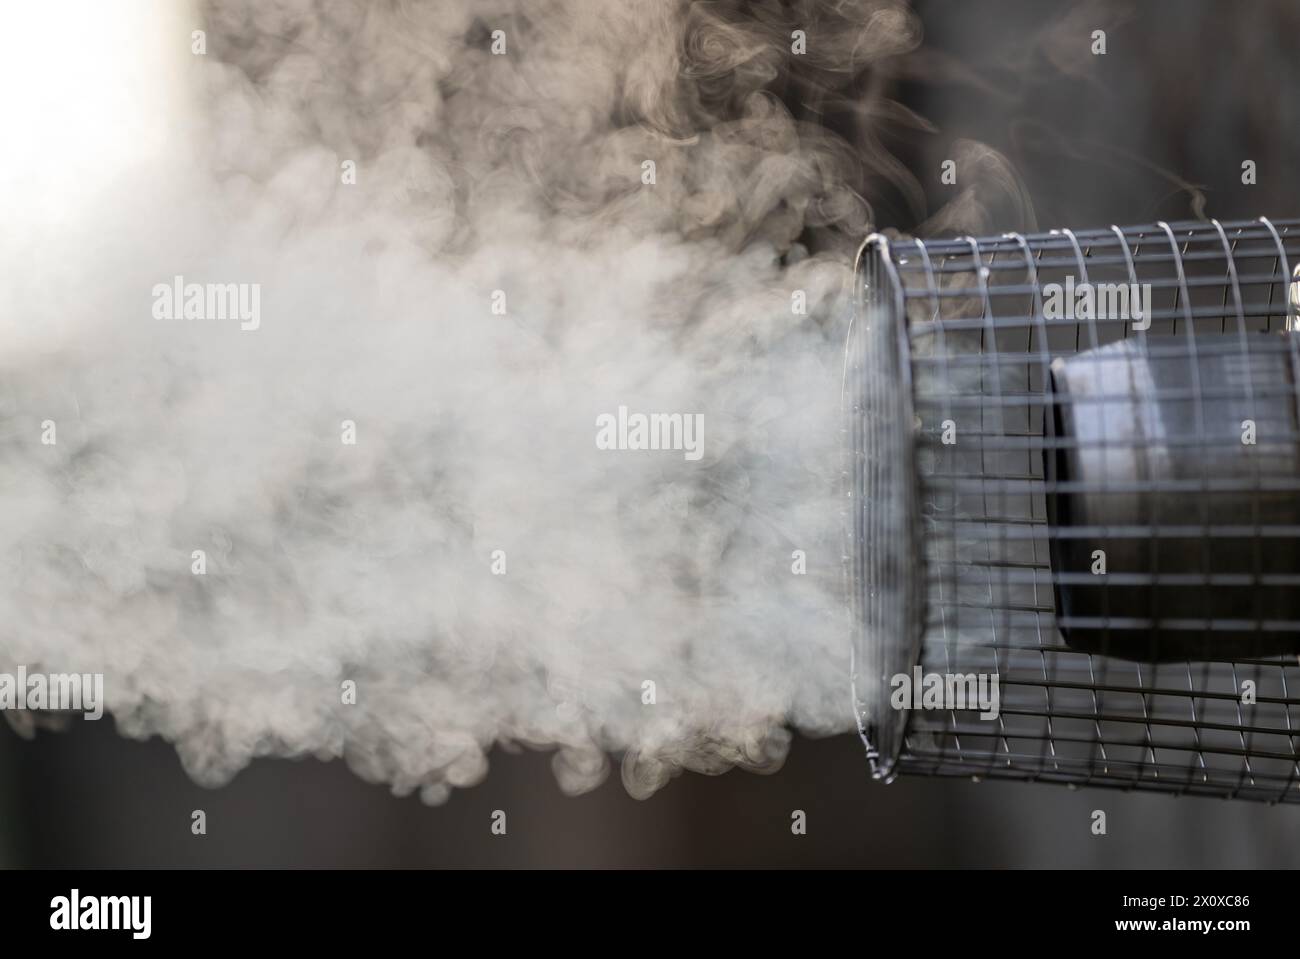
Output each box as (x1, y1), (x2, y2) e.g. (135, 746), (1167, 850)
(0, 0), (1023, 801)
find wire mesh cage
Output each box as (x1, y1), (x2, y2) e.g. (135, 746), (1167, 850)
(844, 217), (1300, 802)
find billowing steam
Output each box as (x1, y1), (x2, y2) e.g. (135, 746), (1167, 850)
(0, 0), (1023, 801)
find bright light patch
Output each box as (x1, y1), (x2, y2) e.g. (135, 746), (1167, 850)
(0, 0), (192, 221)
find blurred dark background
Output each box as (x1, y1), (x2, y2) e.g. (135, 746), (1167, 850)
(4, 0), (1299, 867)
(7, 720), (1300, 867)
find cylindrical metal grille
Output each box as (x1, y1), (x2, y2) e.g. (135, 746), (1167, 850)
(846, 217), (1300, 802)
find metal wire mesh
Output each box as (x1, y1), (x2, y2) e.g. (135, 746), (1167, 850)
(847, 217), (1300, 802)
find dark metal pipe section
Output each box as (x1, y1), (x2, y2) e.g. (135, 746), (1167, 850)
(1047, 333), (1300, 660)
